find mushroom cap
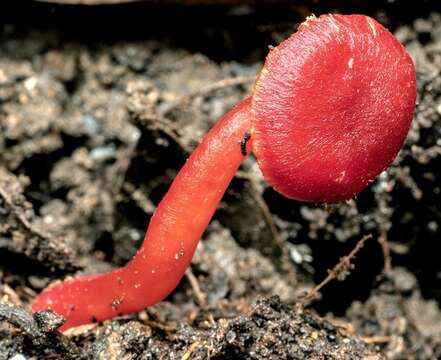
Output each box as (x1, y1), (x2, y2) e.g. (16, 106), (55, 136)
(251, 14), (416, 203)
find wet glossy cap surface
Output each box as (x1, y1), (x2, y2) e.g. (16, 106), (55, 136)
(251, 14), (416, 202)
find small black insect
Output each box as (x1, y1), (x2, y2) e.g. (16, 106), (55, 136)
(240, 131), (252, 156)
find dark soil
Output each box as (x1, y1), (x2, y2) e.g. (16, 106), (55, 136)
(1, 1), (441, 359)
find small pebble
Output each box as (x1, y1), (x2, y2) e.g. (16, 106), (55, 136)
(81, 115), (99, 136)
(90, 146), (116, 162)
(9, 355), (26, 360)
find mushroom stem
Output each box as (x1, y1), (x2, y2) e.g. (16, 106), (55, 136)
(32, 98), (251, 330)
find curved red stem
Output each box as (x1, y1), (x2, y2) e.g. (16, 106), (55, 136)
(32, 98), (251, 331)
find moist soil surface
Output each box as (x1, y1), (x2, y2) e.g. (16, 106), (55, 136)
(1, 1), (441, 359)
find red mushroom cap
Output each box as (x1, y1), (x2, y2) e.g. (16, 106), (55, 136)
(251, 14), (416, 203)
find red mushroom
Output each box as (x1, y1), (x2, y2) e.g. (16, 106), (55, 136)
(31, 14), (416, 331)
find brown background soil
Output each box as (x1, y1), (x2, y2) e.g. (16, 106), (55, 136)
(1, 1), (441, 359)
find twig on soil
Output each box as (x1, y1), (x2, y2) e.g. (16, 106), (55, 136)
(185, 268), (216, 325)
(362, 335), (393, 344)
(108, 134), (140, 198)
(378, 231), (392, 274)
(137, 112), (194, 153)
(185, 268), (207, 307)
(1, 284), (22, 306)
(140, 318), (177, 333)
(305, 234), (373, 301)
(326, 318), (355, 337)
(181, 340), (205, 360)
(178, 76), (255, 105)
(123, 182), (156, 214)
